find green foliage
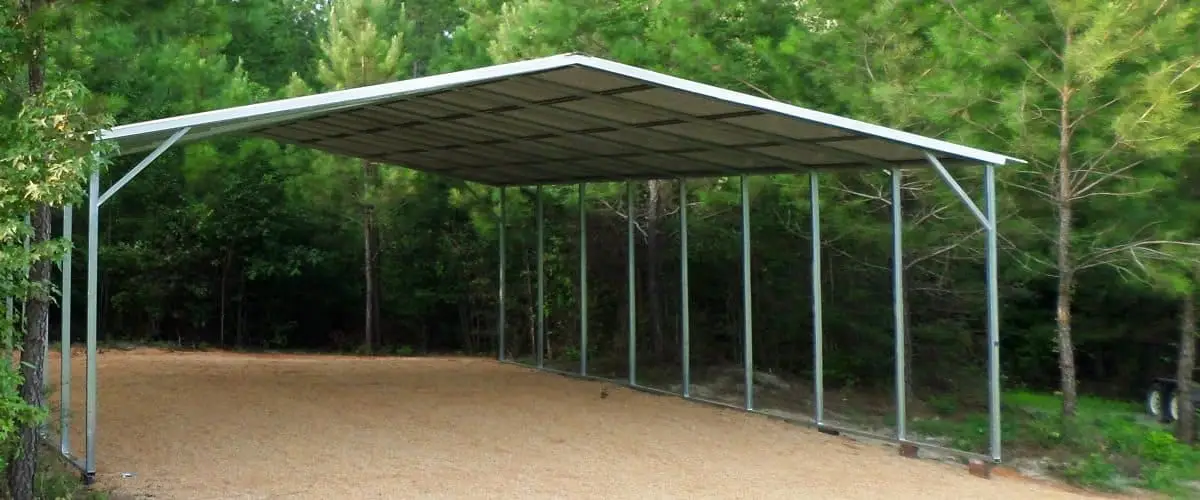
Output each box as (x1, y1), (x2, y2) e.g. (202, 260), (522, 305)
(1062, 453), (1124, 491)
(0, 80), (112, 469)
(317, 0), (410, 89)
(914, 391), (1200, 492)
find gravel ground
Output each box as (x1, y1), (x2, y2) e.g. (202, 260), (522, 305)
(43, 350), (1111, 499)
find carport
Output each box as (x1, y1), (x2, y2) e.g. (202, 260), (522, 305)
(57, 53), (1021, 483)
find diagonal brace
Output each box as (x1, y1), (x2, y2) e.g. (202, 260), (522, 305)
(98, 127), (190, 206)
(923, 151), (991, 231)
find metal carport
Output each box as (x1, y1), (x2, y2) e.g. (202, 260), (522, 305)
(56, 53), (1021, 482)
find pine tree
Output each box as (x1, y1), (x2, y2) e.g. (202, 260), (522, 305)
(782, 0), (1200, 418)
(316, 0), (410, 354)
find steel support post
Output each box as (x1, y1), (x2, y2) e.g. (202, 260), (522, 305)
(891, 169), (907, 441)
(984, 164), (1002, 462)
(811, 173), (825, 425)
(498, 188), (507, 362)
(925, 152), (1001, 459)
(680, 179), (691, 398)
(80, 128), (187, 483)
(627, 182), (636, 384)
(535, 185), (545, 369)
(740, 176), (754, 410)
(84, 170), (99, 481)
(60, 205), (73, 455)
(579, 183), (589, 376)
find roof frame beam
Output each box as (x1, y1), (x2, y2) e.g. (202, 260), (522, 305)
(453, 150), (768, 182)
(460, 84), (802, 174)
(257, 98), (681, 180)
(339, 86), (754, 177)
(251, 82), (683, 176)
(514, 75), (902, 170)
(258, 109), (588, 180)
(357, 98), (683, 178)
(386, 90), (738, 177)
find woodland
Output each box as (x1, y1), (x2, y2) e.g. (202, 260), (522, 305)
(1, 0), (1200, 497)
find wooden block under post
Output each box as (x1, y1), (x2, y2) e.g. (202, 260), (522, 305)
(899, 442), (919, 459)
(967, 459), (992, 479)
(817, 426), (840, 436)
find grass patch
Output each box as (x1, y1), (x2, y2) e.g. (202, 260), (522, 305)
(912, 390), (1200, 495)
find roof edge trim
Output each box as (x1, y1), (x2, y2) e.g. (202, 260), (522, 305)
(95, 53), (588, 142)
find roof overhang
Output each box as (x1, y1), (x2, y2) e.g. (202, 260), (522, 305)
(97, 53), (1024, 186)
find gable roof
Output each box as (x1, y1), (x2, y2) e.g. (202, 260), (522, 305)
(98, 53), (1022, 185)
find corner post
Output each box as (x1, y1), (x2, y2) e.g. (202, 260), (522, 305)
(84, 170), (99, 484)
(61, 205), (73, 455)
(679, 179), (691, 397)
(891, 168), (907, 442)
(984, 164), (1002, 463)
(811, 172), (824, 425)
(741, 175), (754, 410)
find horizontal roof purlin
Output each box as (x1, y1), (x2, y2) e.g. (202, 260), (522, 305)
(98, 53), (1023, 186)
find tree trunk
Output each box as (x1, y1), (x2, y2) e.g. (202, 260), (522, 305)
(1054, 83), (1079, 418)
(1176, 277), (1197, 443)
(362, 161), (381, 354)
(644, 180), (666, 360)
(8, 2), (46, 497)
(9, 207), (50, 500)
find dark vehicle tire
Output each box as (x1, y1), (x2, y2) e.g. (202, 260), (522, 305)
(1147, 383), (1171, 422)
(1168, 391), (1180, 423)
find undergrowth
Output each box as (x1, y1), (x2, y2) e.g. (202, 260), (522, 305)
(912, 391), (1200, 496)
(0, 448), (110, 499)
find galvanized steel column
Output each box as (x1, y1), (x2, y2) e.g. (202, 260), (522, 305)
(811, 173), (824, 425)
(61, 205), (73, 455)
(891, 169), (907, 441)
(985, 164), (1002, 462)
(740, 176), (754, 410)
(85, 170), (99, 481)
(679, 179), (691, 397)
